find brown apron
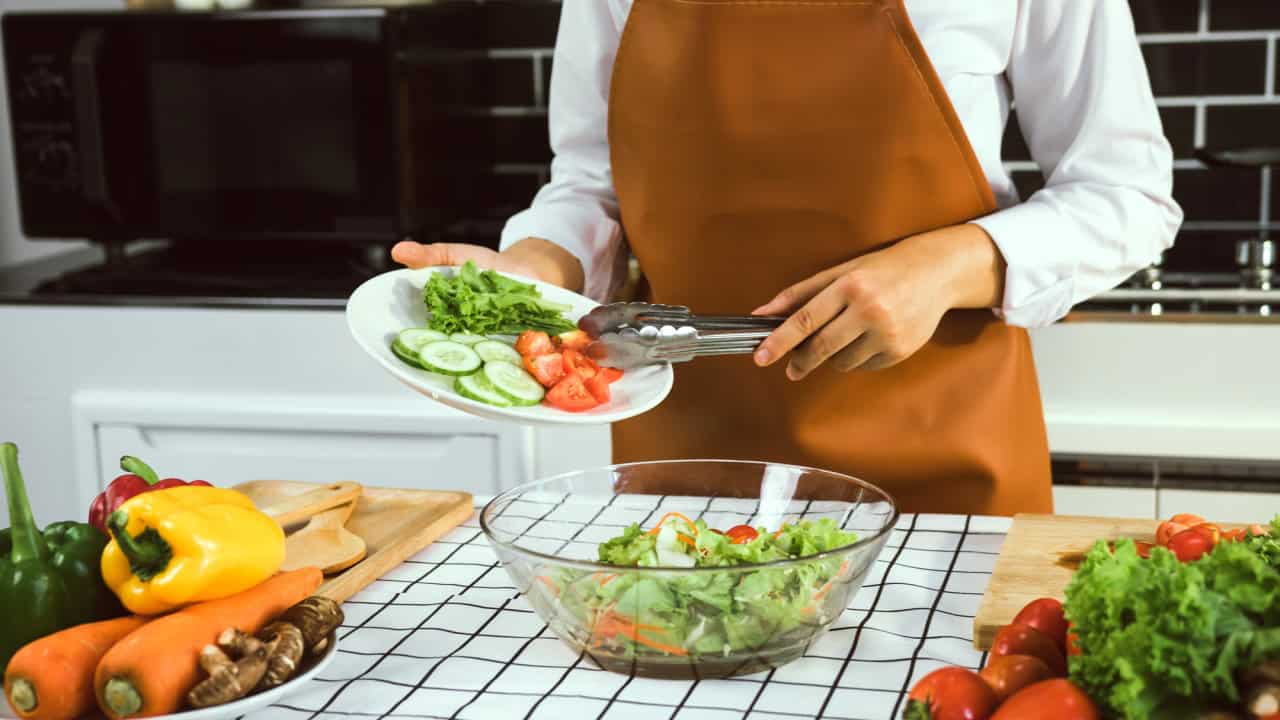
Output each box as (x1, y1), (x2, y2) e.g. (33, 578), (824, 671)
(607, 0), (1053, 515)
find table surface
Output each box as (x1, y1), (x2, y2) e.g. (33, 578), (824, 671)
(248, 507), (1011, 720)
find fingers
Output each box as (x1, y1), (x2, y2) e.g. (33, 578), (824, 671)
(390, 241), (490, 270)
(784, 307), (867, 380)
(753, 283), (847, 367)
(829, 333), (883, 372)
(752, 264), (848, 316)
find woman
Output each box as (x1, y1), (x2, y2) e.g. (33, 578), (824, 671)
(393, 0), (1181, 515)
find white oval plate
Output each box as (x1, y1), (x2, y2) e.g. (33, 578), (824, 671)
(0, 635), (338, 720)
(346, 266), (674, 426)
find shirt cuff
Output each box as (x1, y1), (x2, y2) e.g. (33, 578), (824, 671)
(970, 203), (1076, 328)
(500, 203), (625, 303)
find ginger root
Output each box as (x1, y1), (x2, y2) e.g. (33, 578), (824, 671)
(186, 629), (269, 708)
(281, 596), (344, 653)
(257, 622), (306, 690)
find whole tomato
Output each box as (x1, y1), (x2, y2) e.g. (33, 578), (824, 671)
(1168, 527), (1214, 562)
(905, 667), (997, 720)
(979, 654), (1053, 703)
(1010, 598), (1068, 652)
(990, 679), (1100, 720)
(988, 624), (1066, 676)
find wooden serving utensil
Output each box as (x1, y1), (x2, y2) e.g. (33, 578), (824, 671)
(256, 481), (369, 574)
(258, 481), (363, 528)
(281, 501), (368, 574)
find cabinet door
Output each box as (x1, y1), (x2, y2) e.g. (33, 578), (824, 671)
(1158, 489), (1280, 524)
(74, 390), (528, 508)
(1052, 485), (1157, 519)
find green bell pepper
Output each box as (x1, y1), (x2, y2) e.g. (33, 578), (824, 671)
(0, 443), (125, 674)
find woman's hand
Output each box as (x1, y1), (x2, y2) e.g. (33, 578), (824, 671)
(390, 237), (585, 292)
(752, 223), (1006, 380)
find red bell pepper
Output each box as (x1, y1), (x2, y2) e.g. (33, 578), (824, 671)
(86, 456), (211, 534)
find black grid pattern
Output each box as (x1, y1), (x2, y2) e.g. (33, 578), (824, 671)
(251, 503), (1007, 720)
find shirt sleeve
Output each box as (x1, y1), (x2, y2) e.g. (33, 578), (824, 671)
(970, 0), (1183, 328)
(499, 0), (628, 302)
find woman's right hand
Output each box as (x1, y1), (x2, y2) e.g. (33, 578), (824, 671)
(390, 238), (584, 292)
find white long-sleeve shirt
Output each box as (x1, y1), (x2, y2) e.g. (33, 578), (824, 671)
(500, 0), (1183, 327)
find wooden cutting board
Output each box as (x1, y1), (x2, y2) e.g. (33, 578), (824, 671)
(235, 480), (474, 604)
(972, 513), (1160, 650)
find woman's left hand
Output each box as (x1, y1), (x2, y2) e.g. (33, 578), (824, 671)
(752, 223), (1005, 380)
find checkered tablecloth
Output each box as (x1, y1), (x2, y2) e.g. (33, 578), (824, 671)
(248, 505), (1011, 720)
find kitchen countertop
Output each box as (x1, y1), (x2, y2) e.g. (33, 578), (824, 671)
(249, 504), (1009, 720)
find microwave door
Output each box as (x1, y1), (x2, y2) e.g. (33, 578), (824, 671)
(70, 28), (120, 227)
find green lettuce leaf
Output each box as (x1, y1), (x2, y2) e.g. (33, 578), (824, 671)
(422, 261), (574, 335)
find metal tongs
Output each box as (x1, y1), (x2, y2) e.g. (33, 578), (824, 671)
(579, 302), (785, 369)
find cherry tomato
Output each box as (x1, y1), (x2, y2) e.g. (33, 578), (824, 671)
(544, 374), (599, 412)
(990, 679), (1100, 720)
(905, 667), (998, 720)
(1168, 527), (1214, 562)
(1134, 541), (1154, 559)
(1191, 522), (1221, 545)
(584, 373), (612, 404)
(1011, 598), (1068, 653)
(988, 624), (1066, 677)
(725, 525), (759, 544)
(554, 329), (593, 351)
(523, 352), (565, 388)
(1156, 520), (1188, 547)
(562, 348), (599, 380)
(515, 330), (554, 357)
(1222, 528), (1248, 543)
(980, 654), (1053, 703)
(597, 366), (624, 383)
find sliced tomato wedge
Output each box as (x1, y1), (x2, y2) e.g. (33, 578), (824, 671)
(725, 525), (759, 544)
(597, 366), (624, 383)
(516, 330), (555, 357)
(563, 348), (599, 380)
(554, 330), (593, 351)
(585, 373), (612, 404)
(545, 373), (599, 412)
(523, 352), (565, 388)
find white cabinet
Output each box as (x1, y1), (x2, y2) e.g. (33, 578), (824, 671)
(1157, 489), (1280, 524)
(1052, 485), (1157, 519)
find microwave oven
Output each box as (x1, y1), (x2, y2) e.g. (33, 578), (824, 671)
(2, 4), (488, 247)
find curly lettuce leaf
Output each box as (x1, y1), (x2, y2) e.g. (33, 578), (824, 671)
(1065, 534), (1280, 720)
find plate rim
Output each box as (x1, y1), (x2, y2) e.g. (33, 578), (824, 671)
(345, 265), (674, 426)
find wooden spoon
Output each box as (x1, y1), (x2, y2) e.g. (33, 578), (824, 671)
(281, 501), (367, 574)
(256, 481), (368, 574)
(258, 481), (363, 528)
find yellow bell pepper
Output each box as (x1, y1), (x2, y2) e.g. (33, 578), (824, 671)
(100, 485), (285, 615)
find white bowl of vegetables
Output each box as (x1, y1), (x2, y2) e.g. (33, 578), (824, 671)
(345, 264), (674, 425)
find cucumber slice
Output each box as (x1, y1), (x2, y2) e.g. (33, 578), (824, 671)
(399, 328), (448, 351)
(455, 373), (512, 407)
(474, 340), (522, 365)
(417, 341), (482, 376)
(390, 338), (425, 369)
(483, 361), (545, 406)
(449, 333), (487, 346)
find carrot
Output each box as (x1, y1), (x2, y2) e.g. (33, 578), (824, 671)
(5, 616), (149, 720)
(644, 512), (697, 536)
(94, 568), (322, 719)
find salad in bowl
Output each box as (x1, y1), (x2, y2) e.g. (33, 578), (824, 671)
(481, 460), (898, 678)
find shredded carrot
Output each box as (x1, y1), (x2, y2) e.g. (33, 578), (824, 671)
(676, 533), (696, 548)
(537, 575), (560, 596)
(645, 512), (698, 536)
(590, 612), (689, 656)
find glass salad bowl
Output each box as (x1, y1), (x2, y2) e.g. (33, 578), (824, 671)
(481, 460), (898, 679)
